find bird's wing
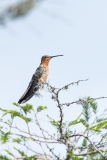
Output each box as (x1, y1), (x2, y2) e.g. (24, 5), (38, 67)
(34, 66), (46, 78)
(18, 66), (46, 104)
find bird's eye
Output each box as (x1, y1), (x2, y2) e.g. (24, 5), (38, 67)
(45, 56), (49, 59)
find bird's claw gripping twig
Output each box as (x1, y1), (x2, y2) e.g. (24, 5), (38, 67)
(39, 83), (45, 90)
(34, 92), (42, 98)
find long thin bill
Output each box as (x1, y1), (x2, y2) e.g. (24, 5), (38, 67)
(51, 55), (63, 58)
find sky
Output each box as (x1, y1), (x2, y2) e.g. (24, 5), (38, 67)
(0, 0), (107, 158)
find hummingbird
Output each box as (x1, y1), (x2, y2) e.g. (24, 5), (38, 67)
(18, 55), (63, 104)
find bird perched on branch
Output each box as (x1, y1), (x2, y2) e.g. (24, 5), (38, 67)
(18, 55), (63, 104)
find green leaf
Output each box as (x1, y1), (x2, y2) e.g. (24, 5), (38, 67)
(79, 119), (89, 128)
(82, 97), (90, 122)
(0, 108), (31, 123)
(0, 132), (10, 144)
(68, 112), (83, 126)
(68, 152), (84, 160)
(82, 97), (98, 123)
(0, 126), (3, 129)
(12, 138), (22, 143)
(68, 118), (89, 128)
(12, 102), (20, 107)
(96, 118), (106, 122)
(0, 155), (11, 160)
(82, 138), (87, 147)
(89, 99), (98, 114)
(13, 103), (34, 114)
(25, 137), (35, 141)
(72, 157), (84, 160)
(5, 150), (14, 157)
(7, 119), (13, 126)
(20, 116), (32, 123)
(68, 151), (73, 157)
(50, 120), (60, 128)
(80, 138), (88, 152)
(89, 118), (107, 132)
(14, 148), (37, 160)
(37, 106), (47, 112)
(68, 120), (80, 126)
(28, 156), (37, 160)
(14, 147), (25, 156)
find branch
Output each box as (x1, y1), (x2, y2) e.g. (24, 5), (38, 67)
(14, 155), (49, 160)
(57, 78), (89, 94)
(62, 97), (107, 107)
(69, 134), (105, 158)
(73, 151), (102, 156)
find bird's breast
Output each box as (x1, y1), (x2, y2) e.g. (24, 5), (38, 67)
(39, 67), (49, 83)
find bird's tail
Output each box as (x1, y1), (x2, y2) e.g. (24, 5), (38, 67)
(18, 83), (39, 104)
(18, 92), (34, 104)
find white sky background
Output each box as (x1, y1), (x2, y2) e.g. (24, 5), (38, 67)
(0, 0), (107, 158)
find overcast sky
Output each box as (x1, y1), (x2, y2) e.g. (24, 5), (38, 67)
(0, 0), (107, 158)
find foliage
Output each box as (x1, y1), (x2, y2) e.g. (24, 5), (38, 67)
(0, 81), (107, 160)
(37, 106), (47, 113)
(0, 107), (32, 123)
(0, 155), (11, 160)
(0, 132), (10, 144)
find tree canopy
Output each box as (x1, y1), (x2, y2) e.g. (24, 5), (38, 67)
(0, 80), (107, 160)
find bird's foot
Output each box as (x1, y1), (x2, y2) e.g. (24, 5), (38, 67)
(34, 92), (42, 98)
(39, 83), (45, 90)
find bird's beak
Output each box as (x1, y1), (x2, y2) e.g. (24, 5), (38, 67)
(51, 55), (63, 58)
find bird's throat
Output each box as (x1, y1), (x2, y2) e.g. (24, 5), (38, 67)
(41, 60), (50, 66)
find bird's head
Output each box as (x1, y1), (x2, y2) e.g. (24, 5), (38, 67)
(41, 55), (63, 65)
